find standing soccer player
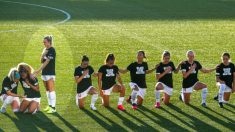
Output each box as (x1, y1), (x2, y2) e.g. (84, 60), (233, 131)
(179, 50), (216, 107)
(34, 36), (56, 113)
(98, 53), (126, 111)
(214, 52), (235, 108)
(74, 55), (98, 110)
(119, 50), (155, 110)
(18, 63), (41, 114)
(0, 68), (24, 113)
(155, 51), (182, 108)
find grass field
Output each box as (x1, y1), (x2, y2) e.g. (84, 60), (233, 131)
(0, 0), (235, 131)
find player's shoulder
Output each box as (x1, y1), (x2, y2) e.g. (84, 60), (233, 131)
(3, 76), (10, 83)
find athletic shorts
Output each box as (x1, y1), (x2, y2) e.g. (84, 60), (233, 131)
(23, 98), (41, 103)
(76, 86), (93, 100)
(41, 75), (55, 81)
(156, 82), (173, 96)
(0, 94), (20, 105)
(182, 81), (199, 93)
(129, 82), (146, 99)
(216, 82), (232, 93)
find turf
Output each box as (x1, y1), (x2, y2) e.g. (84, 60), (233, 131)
(0, 0), (235, 131)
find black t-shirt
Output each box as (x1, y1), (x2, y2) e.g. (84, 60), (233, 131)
(42, 47), (56, 75)
(156, 61), (176, 88)
(98, 65), (119, 90)
(181, 61), (202, 88)
(74, 66), (94, 93)
(127, 62), (149, 88)
(216, 63), (235, 88)
(20, 78), (41, 98)
(1, 77), (18, 95)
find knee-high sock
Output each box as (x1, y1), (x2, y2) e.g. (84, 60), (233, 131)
(131, 90), (138, 104)
(118, 97), (125, 105)
(49, 91), (56, 108)
(91, 94), (98, 107)
(181, 89), (185, 102)
(46, 91), (51, 106)
(155, 90), (161, 103)
(218, 84), (225, 103)
(201, 88), (208, 104)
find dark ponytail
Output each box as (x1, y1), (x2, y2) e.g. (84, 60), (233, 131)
(44, 35), (53, 45)
(105, 53), (115, 63)
(137, 50), (146, 58)
(82, 55), (89, 62)
(222, 52), (230, 59)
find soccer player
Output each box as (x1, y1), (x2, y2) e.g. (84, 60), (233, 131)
(155, 51), (183, 108)
(179, 50), (216, 107)
(0, 68), (24, 113)
(18, 63), (41, 114)
(74, 55), (98, 110)
(98, 53), (126, 111)
(119, 50), (155, 110)
(214, 52), (235, 108)
(34, 36), (56, 113)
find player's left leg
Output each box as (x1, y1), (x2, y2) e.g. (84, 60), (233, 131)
(88, 87), (98, 110)
(112, 84), (125, 111)
(47, 78), (56, 113)
(194, 82), (208, 107)
(28, 101), (39, 114)
(11, 98), (20, 113)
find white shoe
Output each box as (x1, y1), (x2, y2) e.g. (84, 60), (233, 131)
(0, 107), (6, 113)
(90, 105), (97, 111)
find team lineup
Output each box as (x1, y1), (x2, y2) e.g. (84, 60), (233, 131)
(0, 36), (235, 114)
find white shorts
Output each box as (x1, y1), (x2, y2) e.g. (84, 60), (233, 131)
(76, 86), (93, 100)
(102, 86), (114, 96)
(41, 75), (55, 81)
(23, 98), (41, 103)
(0, 94), (20, 105)
(182, 81), (199, 93)
(129, 82), (146, 99)
(156, 82), (173, 96)
(216, 82), (232, 93)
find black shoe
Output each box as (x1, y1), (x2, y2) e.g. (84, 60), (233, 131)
(214, 95), (218, 101)
(219, 102), (224, 108)
(126, 96), (131, 104)
(201, 103), (207, 108)
(179, 95), (183, 102)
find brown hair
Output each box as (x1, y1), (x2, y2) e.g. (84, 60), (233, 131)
(105, 53), (115, 63)
(17, 63), (34, 79)
(44, 35), (53, 45)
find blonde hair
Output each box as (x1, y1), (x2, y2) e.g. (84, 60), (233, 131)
(162, 50), (170, 60)
(8, 68), (19, 81)
(17, 62), (34, 74)
(186, 50), (195, 56)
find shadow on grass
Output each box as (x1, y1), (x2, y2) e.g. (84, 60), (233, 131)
(138, 106), (189, 132)
(1, 0), (235, 21)
(165, 104), (220, 131)
(4, 112), (63, 132)
(81, 108), (127, 131)
(189, 104), (235, 131)
(107, 107), (157, 131)
(52, 113), (79, 132)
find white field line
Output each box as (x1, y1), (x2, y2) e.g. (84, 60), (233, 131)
(0, 0), (71, 32)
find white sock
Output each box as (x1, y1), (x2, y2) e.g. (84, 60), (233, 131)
(218, 84), (225, 103)
(46, 91), (51, 106)
(155, 90), (161, 103)
(201, 88), (208, 104)
(49, 91), (56, 108)
(91, 94), (98, 107)
(118, 97), (124, 105)
(13, 108), (19, 113)
(181, 89), (185, 102)
(131, 90), (138, 104)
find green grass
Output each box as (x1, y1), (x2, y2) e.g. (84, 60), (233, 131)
(0, 0), (235, 131)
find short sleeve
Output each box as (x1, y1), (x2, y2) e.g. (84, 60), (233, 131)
(90, 66), (95, 74)
(32, 78), (39, 86)
(3, 79), (10, 91)
(145, 62), (149, 71)
(171, 62), (176, 71)
(98, 66), (104, 73)
(47, 49), (55, 60)
(197, 61), (202, 70)
(216, 65), (221, 77)
(181, 63), (187, 72)
(156, 64), (161, 74)
(115, 65), (119, 74)
(74, 68), (81, 77)
(127, 63), (133, 71)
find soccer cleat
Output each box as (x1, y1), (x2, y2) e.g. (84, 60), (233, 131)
(219, 102), (224, 108)
(126, 96), (131, 104)
(43, 106), (51, 112)
(90, 105), (97, 111)
(213, 95), (218, 101)
(155, 102), (161, 108)
(46, 107), (56, 114)
(132, 103), (137, 110)
(117, 105), (126, 111)
(201, 103), (207, 108)
(0, 107), (6, 113)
